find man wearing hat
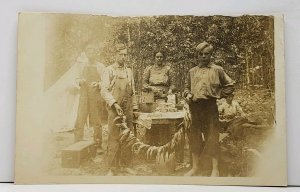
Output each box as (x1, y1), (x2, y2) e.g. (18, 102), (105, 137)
(184, 41), (235, 176)
(219, 93), (246, 122)
(219, 93), (249, 139)
(101, 44), (138, 176)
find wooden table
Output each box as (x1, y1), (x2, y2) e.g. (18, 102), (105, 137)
(133, 111), (184, 132)
(133, 111), (185, 161)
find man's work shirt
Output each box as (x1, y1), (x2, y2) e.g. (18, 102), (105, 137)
(101, 63), (137, 109)
(75, 54), (106, 87)
(219, 100), (246, 121)
(184, 63), (234, 100)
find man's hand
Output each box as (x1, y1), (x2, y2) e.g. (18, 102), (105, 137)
(113, 103), (123, 116)
(143, 85), (153, 92)
(186, 93), (193, 100)
(78, 79), (86, 87)
(90, 81), (99, 87)
(224, 114), (236, 120)
(90, 81), (101, 90)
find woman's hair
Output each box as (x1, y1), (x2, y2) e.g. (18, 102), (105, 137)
(153, 50), (166, 60)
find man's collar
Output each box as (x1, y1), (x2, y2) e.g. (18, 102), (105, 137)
(114, 63), (126, 69)
(154, 63), (165, 68)
(198, 62), (212, 68)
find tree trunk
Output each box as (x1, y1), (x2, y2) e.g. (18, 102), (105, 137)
(245, 49), (250, 86)
(259, 55), (263, 87)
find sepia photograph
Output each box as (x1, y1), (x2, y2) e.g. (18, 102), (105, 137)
(15, 13), (286, 185)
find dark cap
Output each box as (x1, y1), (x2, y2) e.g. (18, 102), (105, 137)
(196, 41), (214, 53)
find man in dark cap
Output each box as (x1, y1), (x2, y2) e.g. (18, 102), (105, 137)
(184, 41), (235, 176)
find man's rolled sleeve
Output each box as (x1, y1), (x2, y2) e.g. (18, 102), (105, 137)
(219, 68), (235, 98)
(101, 67), (116, 107)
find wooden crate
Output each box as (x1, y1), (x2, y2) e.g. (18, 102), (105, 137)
(61, 140), (96, 168)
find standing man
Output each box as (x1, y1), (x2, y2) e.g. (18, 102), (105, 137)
(74, 42), (106, 152)
(184, 41), (234, 176)
(101, 44), (138, 176)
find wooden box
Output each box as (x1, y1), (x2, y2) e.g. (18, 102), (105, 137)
(61, 140), (96, 168)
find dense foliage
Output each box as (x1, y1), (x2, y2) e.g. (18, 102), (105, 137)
(46, 15), (274, 93)
(101, 15), (274, 93)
